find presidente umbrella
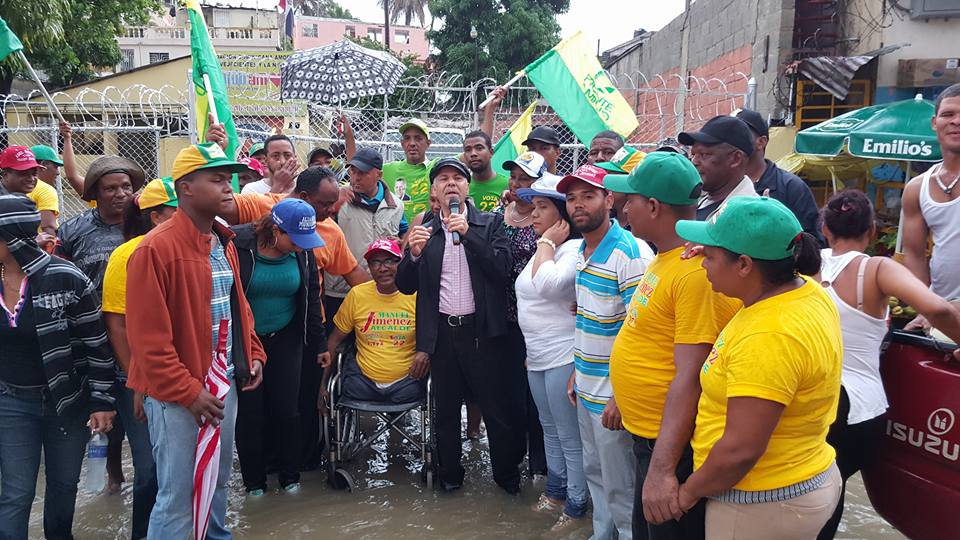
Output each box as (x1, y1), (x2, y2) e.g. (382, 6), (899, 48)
(795, 94), (942, 162)
(280, 39), (406, 105)
(193, 320), (232, 540)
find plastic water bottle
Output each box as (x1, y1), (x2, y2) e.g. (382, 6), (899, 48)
(84, 432), (108, 493)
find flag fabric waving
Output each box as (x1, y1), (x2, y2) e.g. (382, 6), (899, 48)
(0, 16), (24, 61)
(193, 319), (232, 540)
(524, 31), (639, 145)
(186, 0), (240, 159)
(491, 101), (539, 176)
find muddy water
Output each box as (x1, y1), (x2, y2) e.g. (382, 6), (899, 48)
(30, 414), (904, 539)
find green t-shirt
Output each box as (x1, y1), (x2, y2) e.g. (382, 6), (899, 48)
(382, 158), (438, 222)
(470, 172), (509, 212)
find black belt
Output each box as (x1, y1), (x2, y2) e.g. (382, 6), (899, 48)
(441, 313), (475, 327)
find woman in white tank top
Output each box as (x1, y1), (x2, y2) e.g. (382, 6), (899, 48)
(817, 189), (960, 539)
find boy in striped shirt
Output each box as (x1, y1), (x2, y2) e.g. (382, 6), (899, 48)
(558, 165), (654, 540)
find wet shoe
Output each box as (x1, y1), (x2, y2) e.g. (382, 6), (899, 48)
(548, 512), (585, 534)
(247, 488), (266, 497)
(532, 493), (563, 514)
(282, 483), (301, 494)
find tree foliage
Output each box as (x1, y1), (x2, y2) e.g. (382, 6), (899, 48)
(295, 0), (353, 19)
(427, 0), (569, 82)
(0, 0), (160, 93)
(380, 0), (428, 27)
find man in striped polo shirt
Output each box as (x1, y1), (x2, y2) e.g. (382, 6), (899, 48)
(557, 164), (654, 540)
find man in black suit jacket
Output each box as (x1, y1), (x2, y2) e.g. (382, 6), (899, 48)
(396, 157), (524, 494)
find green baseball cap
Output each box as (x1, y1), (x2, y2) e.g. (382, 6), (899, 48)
(30, 145), (63, 166)
(398, 118), (430, 139)
(595, 145), (644, 174)
(675, 196), (803, 260)
(605, 151), (702, 206)
(248, 142), (265, 157)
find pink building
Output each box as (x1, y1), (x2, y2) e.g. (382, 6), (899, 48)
(294, 16), (429, 61)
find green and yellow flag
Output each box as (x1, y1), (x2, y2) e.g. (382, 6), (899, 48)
(0, 16), (25, 61)
(524, 31), (638, 145)
(491, 100), (538, 176)
(185, 0), (239, 159)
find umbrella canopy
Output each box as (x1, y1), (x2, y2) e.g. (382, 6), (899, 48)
(795, 94), (942, 162)
(280, 40), (406, 104)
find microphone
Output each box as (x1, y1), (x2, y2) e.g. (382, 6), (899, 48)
(448, 197), (461, 245)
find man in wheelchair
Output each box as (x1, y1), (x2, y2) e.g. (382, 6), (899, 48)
(320, 238), (428, 406)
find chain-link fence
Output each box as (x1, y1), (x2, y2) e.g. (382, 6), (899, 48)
(1, 53), (747, 221)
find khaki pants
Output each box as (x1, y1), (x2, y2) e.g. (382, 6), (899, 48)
(705, 464), (841, 540)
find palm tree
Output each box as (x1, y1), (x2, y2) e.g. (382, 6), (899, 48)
(379, 0), (428, 28)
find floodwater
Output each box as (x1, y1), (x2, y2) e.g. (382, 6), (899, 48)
(30, 413), (904, 539)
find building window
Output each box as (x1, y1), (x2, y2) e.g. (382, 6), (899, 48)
(302, 23), (318, 38)
(148, 52), (170, 64)
(367, 28), (383, 42)
(119, 49), (135, 71)
(394, 31), (409, 44)
(212, 9), (230, 28)
(345, 26), (356, 38)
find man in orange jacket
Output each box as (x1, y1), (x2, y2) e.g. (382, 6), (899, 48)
(126, 143), (266, 539)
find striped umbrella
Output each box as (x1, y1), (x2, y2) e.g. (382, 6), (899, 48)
(193, 320), (231, 540)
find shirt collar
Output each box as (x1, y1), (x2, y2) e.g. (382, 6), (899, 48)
(580, 219), (624, 265)
(360, 182), (385, 205)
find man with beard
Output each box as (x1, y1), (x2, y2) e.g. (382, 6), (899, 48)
(557, 163), (654, 540)
(463, 130), (509, 211)
(241, 134), (299, 195)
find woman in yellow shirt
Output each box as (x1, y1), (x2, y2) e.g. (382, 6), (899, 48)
(675, 197), (843, 540)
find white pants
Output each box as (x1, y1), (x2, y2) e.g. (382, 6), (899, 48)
(578, 405), (635, 540)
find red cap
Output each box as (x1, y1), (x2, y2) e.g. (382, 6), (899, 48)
(238, 157), (266, 177)
(364, 238), (403, 260)
(556, 164), (608, 193)
(0, 146), (41, 171)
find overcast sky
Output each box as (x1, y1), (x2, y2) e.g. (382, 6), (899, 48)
(347, 0), (687, 54)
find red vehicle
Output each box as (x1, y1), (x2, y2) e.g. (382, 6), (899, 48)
(862, 330), (960, 539)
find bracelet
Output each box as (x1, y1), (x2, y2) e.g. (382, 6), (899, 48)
(536, 238), (557, 250)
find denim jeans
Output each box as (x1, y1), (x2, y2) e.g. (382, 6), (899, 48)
(527, 363), (588, 518)
(115, 384), (157, 540)
(0, 381), (89, 540)
(144, 382), (237, 540)
(579, 405), (635, 540)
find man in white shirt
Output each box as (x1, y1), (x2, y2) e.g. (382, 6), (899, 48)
(678, 115), (758, 220)
(241, 134), (299, 195)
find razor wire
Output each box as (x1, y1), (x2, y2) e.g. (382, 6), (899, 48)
(1, 55), (746, 220)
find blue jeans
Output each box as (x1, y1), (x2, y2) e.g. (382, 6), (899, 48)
(527, 363), (588, 518)
(0, 381), (89, 540)
(115, 384), (157, 540)
(144, 382), (237, 540)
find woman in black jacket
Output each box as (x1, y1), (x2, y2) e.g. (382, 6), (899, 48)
(231, 198), (327, 495)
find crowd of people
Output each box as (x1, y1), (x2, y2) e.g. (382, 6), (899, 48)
(0, 81), (959, 540)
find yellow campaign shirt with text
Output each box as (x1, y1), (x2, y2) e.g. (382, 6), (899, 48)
(610, 247), (741, 438)
(692, 278), (843, 491)
(333, 281), (417, 384)
(101, 236), (145, 315)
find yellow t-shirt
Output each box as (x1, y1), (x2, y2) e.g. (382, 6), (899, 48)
(101, 236), (145, 315)
(333, 281), (417, 384)
(610, 247), (741, 438)
(693, 278), (843, 491)
(27, 181), (60, 214)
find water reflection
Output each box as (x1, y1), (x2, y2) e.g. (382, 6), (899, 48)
(30, 414), (903, 539)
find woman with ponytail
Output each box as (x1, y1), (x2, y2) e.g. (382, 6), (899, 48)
(672, 197), (844, 539)
(816, 189), (960, 539)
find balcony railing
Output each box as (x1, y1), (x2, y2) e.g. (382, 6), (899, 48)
(121, 26), (277, 42)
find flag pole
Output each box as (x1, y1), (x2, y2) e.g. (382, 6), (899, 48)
(16, 50), (65, 123)
(479, 71), (525, 110)
(202, 73), (220, 125)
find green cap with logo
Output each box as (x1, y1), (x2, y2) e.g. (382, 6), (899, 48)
(248, 142), (265, 157)
(595, 145), (645, 174)
(30, 145), (63, 166)
(398, 118), (430, 139)
(675, 196), (803, 260)
(604, 151), (702, 206)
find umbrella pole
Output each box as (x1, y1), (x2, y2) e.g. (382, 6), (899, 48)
(895, 161), (911, 257)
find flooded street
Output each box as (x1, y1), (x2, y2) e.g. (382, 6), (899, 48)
(30, 414), (904, 539)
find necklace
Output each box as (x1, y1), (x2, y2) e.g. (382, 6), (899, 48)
(935, 165), (960, 195)
(509, 204), (532, 224)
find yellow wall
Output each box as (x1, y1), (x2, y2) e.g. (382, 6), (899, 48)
(766, 125), (797, 162)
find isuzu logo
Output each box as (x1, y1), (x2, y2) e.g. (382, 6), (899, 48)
(928, 408), (955, 436)
(887, 407), (960, 462)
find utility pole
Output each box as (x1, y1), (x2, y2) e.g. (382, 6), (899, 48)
(676, 0), (692, 135)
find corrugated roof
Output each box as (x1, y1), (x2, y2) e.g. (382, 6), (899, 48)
(795, 44), (907, 100)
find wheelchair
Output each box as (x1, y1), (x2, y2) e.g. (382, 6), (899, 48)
(323, 352), (436, 491)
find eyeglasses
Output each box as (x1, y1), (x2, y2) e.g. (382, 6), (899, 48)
(368, 258), (400, 269)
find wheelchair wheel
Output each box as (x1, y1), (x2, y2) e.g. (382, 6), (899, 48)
(328, 462), (354, 492)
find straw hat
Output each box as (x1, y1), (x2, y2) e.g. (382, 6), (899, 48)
(82, 156), (145, 202)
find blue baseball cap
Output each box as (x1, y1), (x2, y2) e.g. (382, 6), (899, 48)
(271, 198), (325, 250)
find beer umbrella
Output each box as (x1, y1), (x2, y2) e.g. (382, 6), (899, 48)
(795, 94), (941, 162)
(193, 320), (232, 540)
